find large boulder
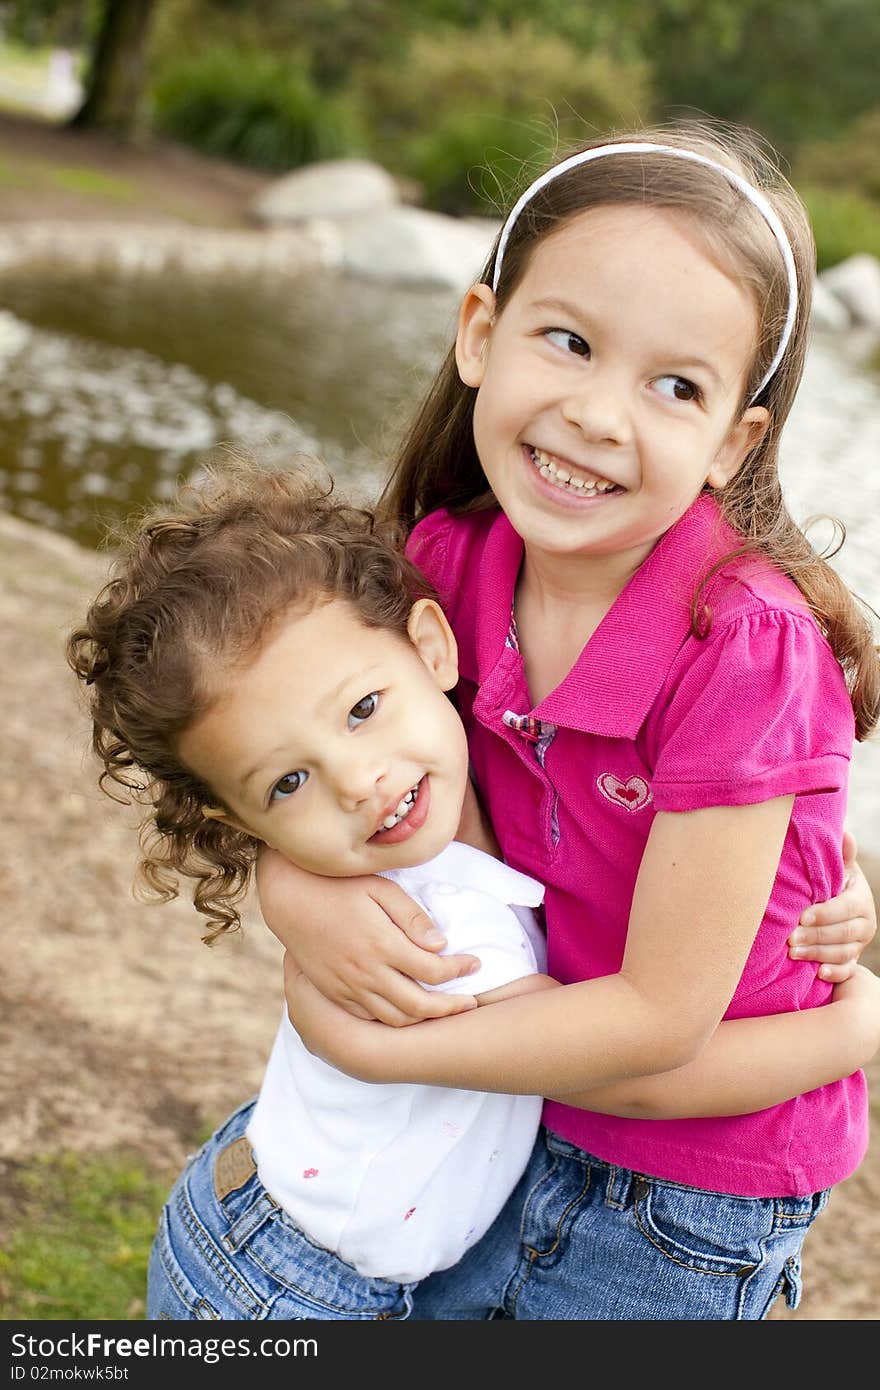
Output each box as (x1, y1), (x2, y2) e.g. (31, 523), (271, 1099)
(810, 275), (852, 331)
(251, 159), (400, 225)
(340, 207), (500, 291)
(818, 254), (880, 329)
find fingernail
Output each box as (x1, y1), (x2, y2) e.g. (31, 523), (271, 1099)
(801, 912), (815, 927)
(466, 960), (481, 975)
(790, 946), (804, 958)
(789, 930), (805, 944)
(425, 929), (446, 947)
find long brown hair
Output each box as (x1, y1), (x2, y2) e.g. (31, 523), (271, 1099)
(67, 458), (437, 940)
(378, 119), (879, 740)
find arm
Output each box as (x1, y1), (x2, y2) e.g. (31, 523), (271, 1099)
(288, 798), (799, 1092)
(555, 966), (880, 1118)
(284, 956), (880, 1116)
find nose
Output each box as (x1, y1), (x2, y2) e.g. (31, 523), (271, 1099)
(560, 368), (631, 445)
(330, 746), (390, 812)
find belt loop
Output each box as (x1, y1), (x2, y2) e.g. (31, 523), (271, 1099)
(223, 1191), (279, 1252)
(605, 1164), (634, 1209)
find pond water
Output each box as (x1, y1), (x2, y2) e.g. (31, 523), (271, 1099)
(0, 265), (459, 544)
(0, 259), (878, 852)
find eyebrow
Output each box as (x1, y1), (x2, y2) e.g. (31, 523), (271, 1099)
(530, 297), (727, 390)
(237, 664), (384, 793)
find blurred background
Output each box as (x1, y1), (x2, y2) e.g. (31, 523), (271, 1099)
(1, 0), (878, 1322)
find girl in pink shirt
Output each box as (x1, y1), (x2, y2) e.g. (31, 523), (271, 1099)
(261, 121), (880, 1319)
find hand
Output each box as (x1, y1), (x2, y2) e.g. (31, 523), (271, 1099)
(283, 951), (389, 1081)
(256, 849), (480, 1026)
(788, 830), (877, 982)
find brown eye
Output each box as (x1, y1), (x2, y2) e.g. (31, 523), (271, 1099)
(546, 329), (590, 357)
(271, 770), (308, 801)
(349, 692), (379, 727)
(655, 375), (700, 403)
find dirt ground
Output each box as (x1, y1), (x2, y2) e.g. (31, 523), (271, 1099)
(1, 114), (878, 1322)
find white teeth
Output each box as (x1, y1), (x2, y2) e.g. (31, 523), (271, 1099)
(380, 783), (419, 831)
(531, 447), (617, 495)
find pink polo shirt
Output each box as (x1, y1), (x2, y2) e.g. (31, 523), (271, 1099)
(407, 493), (867, 1197)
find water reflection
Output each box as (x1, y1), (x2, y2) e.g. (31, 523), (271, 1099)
(0, 267), (458, 546)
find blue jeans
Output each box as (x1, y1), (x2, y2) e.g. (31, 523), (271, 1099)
(146, 1098), (416, 1320)
(148, 1101), (829, 1321)
(409, 1128), (830, 1320)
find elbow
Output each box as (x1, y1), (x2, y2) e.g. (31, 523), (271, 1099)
(639, 1021), (711, 1077)
(616, 976), (715, 1077)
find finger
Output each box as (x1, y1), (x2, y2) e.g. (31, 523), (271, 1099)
(789, 940), (861, 965)
(798, 895), (866, 932)
(816, 960), (858, 984)
(392, 944), (482, 986)
(370, 972), (478, 1023)
(841, 828), (858, 867)
(792, 916), (868, 947)
(369, 881), (448, 950)
(354, 990), (427, 1028)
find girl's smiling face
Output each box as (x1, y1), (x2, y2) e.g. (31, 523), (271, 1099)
(177, 597), (470, 877)
(457, 203), (769, 586)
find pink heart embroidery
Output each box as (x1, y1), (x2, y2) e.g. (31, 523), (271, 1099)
(597, 773), (652, 812)
(302, 1168), (319, 1179)
(404, 1207), (416, 1221)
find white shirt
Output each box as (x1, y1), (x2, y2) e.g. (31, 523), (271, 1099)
(247, 841), (546, 1283)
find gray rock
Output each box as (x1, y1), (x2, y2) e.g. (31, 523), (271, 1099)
(818, 254), (880, 329)
(810, 275), (852, 331)
(251, 159), (400, 225)
(340, 206), (500, 290)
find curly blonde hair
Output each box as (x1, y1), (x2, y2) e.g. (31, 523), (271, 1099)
(67, 458), (437, 941)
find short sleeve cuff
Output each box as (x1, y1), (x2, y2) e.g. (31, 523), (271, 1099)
(652, 752), (850, 813)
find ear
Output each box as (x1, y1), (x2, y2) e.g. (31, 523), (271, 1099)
(707, 405), (770, 489)
(455, 282), (496, 388)
(406, 599), (459, 692)
(201, 804), (262, 840)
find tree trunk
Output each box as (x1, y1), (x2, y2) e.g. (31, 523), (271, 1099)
(68, 0), (157, 137)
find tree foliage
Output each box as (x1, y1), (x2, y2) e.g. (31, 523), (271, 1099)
(4, 0), (878, 210)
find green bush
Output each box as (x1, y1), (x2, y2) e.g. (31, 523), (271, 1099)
(796, 109), (880, 205)
(150, 47), (360, 172)
(801, 185), (880, 270)
(355, 22), (652, 215)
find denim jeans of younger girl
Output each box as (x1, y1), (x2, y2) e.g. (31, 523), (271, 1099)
(408, 1128), (830, 1321)
(148, 1100), (829, 1321)
(146, 1098), (417, 1320)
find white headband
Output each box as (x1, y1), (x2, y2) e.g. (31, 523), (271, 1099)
(491, 142), (798, 402)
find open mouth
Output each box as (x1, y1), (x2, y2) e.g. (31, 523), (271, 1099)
(528, 446), (623, 497)
(369, 776), (430, 845)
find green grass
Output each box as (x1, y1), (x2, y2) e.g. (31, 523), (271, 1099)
(0, 153), (136, 200)
(44, 165), (137, 201)
(0, 1151), (170, 1320)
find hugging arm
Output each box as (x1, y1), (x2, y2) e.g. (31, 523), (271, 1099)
(258, 812), (876, 1027)
(285, 798), (879, 1101)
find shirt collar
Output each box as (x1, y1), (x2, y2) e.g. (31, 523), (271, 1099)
(473, 493), (739, 739)
(380, 841), (545, 907)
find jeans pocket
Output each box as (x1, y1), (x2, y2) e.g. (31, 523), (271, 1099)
(633, 1177), (772, 1276)
(147, 1206), (223, 1321)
